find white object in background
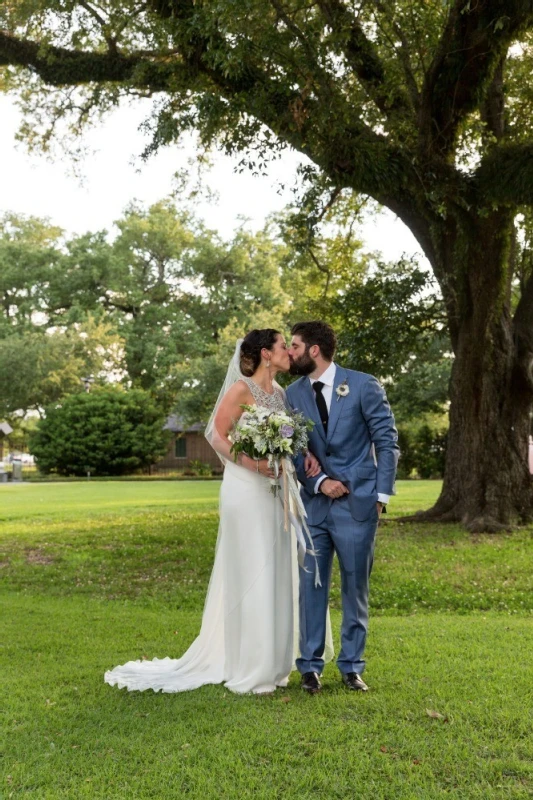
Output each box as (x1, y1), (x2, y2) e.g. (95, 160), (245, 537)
(11, 459), (23, 482)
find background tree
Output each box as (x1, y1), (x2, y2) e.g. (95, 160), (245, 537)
(2, 1), (531, 528)
(0, 203), (290, 414)
(0, 214), (124, 416)
(47, 201), (207, 404)
(0, 213), (62, 334)
(30, 387), (168, 476)
(68, 204), (290, 407)
(278, 191), (370, 321)
(332, 259), (451, 417)
(0, 323), (120, 417)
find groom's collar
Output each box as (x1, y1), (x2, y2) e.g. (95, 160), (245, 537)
(309, 361), (336, 388)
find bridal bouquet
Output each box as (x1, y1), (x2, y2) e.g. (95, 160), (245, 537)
(230, 405), (313, 473)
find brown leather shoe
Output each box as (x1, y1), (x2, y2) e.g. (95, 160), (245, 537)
(341, 672), (369, 691)
(301, 672), (322, 694)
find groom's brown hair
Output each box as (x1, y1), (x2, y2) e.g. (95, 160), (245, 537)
(291, 320), (336, 361)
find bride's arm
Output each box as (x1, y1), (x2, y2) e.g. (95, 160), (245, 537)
(210, 382), (273, 476)
(304, 451), (322, 478)
(210, 381), (248, 462)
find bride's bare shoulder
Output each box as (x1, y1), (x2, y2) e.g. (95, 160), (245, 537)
(214, 380), (254, 429)
(222, 380), (253, 405)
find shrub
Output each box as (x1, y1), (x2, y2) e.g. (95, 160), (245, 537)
(397, 424), (447, 479)
(414, 424), (447, 478)
(30, 387), (169, 476)
(186, 460), (213, 477)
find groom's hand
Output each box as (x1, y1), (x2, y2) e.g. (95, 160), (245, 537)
(320, 479), (349, 499)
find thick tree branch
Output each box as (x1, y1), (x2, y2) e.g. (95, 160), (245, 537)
(0, 29), (177, 89)
(144, 1), (423, 207)
(316, 0), (412, 118)
(480, 57), (505, 141)
(420, 0), (533, 157)
(0, 26), (406, 204)
(1, 6), (426, 224)
(474, 144), (533, 205)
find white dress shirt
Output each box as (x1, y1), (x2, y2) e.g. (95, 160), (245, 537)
(309, 360), (337, 418)
(310, 363), (390, 504)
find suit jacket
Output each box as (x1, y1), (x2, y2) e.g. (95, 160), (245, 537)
(285, 366), (399, 525)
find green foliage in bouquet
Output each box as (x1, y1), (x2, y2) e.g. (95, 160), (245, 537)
(30, 387), (168, 477)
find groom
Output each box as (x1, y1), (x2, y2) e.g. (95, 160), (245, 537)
(287, 320), (399, 694)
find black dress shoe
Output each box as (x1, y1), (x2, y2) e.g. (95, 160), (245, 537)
(341, 672), (369, 692)
(301, 672), (322, 693)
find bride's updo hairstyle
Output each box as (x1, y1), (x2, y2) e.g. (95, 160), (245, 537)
(240, 329), (280, 377)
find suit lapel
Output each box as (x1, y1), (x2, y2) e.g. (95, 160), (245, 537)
(326, 366), (347, 442)
(297, 378), (327, 443)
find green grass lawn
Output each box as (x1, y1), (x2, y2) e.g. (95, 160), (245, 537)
(0, 479), (220, 522)
(1, 481), (532, 799)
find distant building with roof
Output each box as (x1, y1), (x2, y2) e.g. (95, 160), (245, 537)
(153, 416), (221, 473)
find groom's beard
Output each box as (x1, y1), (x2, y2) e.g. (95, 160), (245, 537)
(289, 350), (317, 376)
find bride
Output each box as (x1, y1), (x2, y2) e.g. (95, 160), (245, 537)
(104, 329), (326, 695)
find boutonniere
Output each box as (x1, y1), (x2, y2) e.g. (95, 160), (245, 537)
(336, 381), (349, 401)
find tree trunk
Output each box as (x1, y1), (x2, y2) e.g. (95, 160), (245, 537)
(415, 211), (533, 531)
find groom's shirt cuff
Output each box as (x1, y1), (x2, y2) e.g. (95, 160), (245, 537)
(314, 475), (327, 494)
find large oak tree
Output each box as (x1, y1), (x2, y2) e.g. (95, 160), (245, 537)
(1, 1), (532, 530)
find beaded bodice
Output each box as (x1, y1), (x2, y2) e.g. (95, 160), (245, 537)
(241, 377), (287, 412)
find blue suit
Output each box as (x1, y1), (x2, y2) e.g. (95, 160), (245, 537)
(286, 365), (399, 676)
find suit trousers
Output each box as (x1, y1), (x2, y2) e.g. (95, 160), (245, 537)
(296, 496), (378, 676)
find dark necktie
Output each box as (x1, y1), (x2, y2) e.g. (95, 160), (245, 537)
(312, 381), (329, 434)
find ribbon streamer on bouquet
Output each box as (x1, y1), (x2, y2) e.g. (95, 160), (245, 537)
(273, 456), (321, 588)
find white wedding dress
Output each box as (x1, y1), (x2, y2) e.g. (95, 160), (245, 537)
(105, 379), (298, 694)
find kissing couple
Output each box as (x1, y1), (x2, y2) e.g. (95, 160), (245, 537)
(105, 320), (399, 695)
